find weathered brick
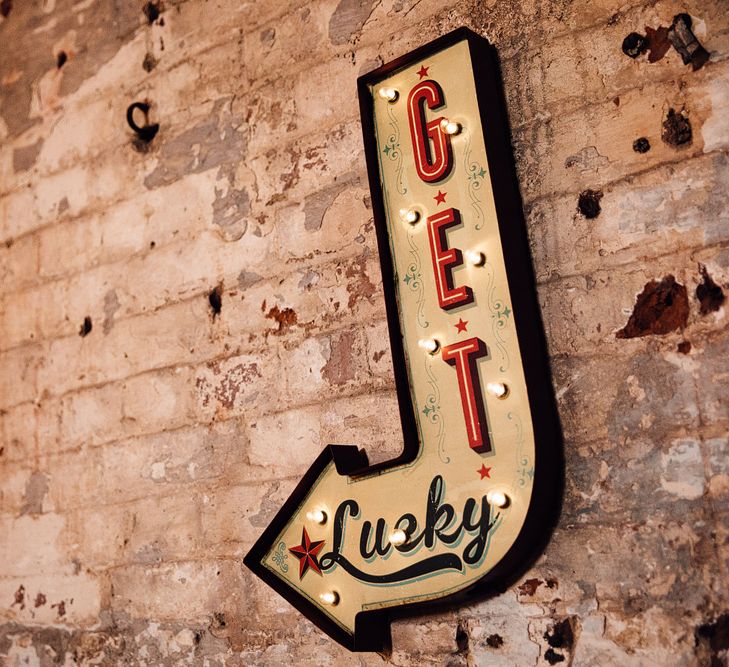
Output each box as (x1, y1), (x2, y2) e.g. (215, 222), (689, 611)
(507, 0), (729, 128)
(563, 434), (708, 524)
(200, 480), (298, 558)
(529, 151), (729, 283)
(0, 513), (68, 577)
(0, 572), (102, 628)
(320, 389), (402, 464)
(109, 560), (236, 622)
(0, 345), (41, 410)
(1, 0), (728, 662)
(514, 59), (729, 203)
(552, 348), (699, 446)
(0, 400), (37, 463)
(696, 327), (729, 424)
(247, 404), (323, 476)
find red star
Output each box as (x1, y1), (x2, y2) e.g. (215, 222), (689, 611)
(288, 527), (325, 579)
(455, 318), (468, 333)
(417, 65), (429, 79)
(478, 464), (492, 480)
(434, 190), (447, 205)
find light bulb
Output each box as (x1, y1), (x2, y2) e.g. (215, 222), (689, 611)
(440, 119), (461, 135)
(418, 338), (440, 354)
(306, 509), (327, 525)
(487, 382), (509, 398)
(400, 208), (420, 224)
(320, 591), (340, 605)
(466, 250), (486, 266)
(378, 87), (398, 103)
(389, 529), (407, 546)
(486, 490), (510, 508)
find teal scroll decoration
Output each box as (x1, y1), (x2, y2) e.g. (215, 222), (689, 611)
(271, 541), (289, 573)
(423, 359), (449, 464)
(481, 257), (511, 373)
(508, 411), (533, 488)
(463, 128), (486, 230)
(382, 104), (406, 195)
(404, 231), (428, 329)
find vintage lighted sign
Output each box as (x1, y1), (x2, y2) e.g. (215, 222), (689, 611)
(244, 28), (562, 652)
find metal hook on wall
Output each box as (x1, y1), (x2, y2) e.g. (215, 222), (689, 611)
(126, 102), (160, 142)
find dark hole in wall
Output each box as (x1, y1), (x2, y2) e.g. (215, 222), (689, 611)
(544, 648), (566, 664)
(455, 622), (469, 653)
(142, 52), (158, 72)
(486, 634), (504, 648)
(0, 0), (12, 17)
(696, 265), (725, 315)
(616, 275), (689, 338)
(577, 189), (603, 219)
(695, 614), (729, 665)
(208, 284), (223, 318)
(56, 51), (67, 68)
(143, 0), (162, 24)
(622, 32), (647, 58)
(79, 316), (92, 337)
(633, 137), (651, 153)
(662, 108), (692, 147)
(677, 340), (692, 354)
(545, 618), (575, 650)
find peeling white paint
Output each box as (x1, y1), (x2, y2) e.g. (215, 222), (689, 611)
(660, 439), (705, 499)
(702, 69), (729, 154)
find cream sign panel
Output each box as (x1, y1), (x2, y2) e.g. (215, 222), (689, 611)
(244, 28), (562, 652)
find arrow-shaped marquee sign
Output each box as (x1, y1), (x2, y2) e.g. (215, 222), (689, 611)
(244, 28), (562, 652)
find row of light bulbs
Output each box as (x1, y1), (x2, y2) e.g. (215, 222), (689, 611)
(314, 84), (497, 610)
(378, 87), (462, 135)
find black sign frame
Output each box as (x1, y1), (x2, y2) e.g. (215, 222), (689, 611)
(244, 26), (563, 653)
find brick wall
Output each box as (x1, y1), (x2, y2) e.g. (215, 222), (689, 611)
(1, 0), (728, 664)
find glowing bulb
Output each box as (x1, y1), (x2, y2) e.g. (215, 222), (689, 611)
(487, 490), (510, 508)
(378, 87), (398, 103)
(466, 250), (486, 266)
(389, 529), (407, 546)
(306, 509), (327, 525)
(418, 338), (440, 355)
(487, 382), (509, 398)
(400, 208), (420, 224)
(320, 591), (340, 605)
(440, 119), (461, 135)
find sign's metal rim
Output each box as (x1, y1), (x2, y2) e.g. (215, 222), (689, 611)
(244, 26), (563, 653)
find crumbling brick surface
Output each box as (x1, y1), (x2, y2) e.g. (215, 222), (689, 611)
(1, 0), (729, 664)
